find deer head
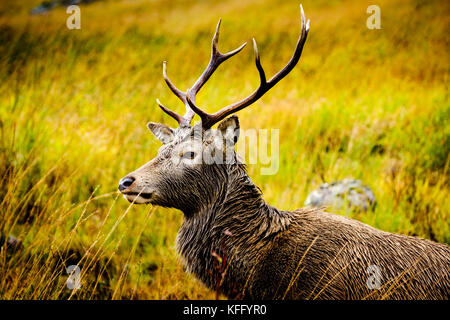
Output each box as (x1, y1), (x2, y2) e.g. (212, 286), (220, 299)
(118, 5), (309, 214)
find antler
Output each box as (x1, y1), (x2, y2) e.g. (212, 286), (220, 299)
(157, 19), (247, 127)
(186, 4), (310, 129)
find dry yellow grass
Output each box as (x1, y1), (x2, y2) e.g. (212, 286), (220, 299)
(0, 0), (448, 299)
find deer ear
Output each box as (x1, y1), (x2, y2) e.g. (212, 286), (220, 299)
(217, 115), (240, 146)
(147, 122), (175, 144)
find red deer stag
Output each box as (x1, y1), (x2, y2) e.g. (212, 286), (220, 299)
(118, 5), (450, 299)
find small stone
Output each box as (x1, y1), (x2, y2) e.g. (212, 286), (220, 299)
(305, 179), (376, 212)
(31, 0), (98, 15)
(0, 233), (23, 254)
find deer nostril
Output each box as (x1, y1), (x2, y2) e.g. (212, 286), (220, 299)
(118, 176), (135, 191)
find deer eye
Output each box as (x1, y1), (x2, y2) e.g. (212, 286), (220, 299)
(181, 151), (196, 160)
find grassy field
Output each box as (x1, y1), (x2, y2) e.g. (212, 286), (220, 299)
(0, 0), (448, 299)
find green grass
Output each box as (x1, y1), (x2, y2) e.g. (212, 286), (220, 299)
(0, 0), (448, 299)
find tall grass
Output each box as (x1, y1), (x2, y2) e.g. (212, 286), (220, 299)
(0, 0), (448, 299)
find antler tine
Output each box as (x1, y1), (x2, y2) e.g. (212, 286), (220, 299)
(253, 38), (266, 84)
(156, 98), (187, 126)
(189, 19), (247, 98)
(162, 61), (186, 103)
(157, 19), (247, 127)
(160, 61), (192, 127)
(187, 4), (310, 129)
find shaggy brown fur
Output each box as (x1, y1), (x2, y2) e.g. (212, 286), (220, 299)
(120, 122), (450, 300)
(175, 161), (450, 300)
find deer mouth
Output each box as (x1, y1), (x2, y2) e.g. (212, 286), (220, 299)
(122, 192), (153, 201)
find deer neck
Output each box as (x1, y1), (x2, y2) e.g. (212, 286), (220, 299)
(182, 164), (279, 228)
(177, 163), (291, 264)
(176, 163), (292, 293)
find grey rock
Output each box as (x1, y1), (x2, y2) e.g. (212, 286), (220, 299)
(0, 233), (23, 254)
(31, 0), (98, 15)
(305, 179), (376, 212)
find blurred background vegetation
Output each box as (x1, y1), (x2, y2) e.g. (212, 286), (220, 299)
(0, 0), (448, 299)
